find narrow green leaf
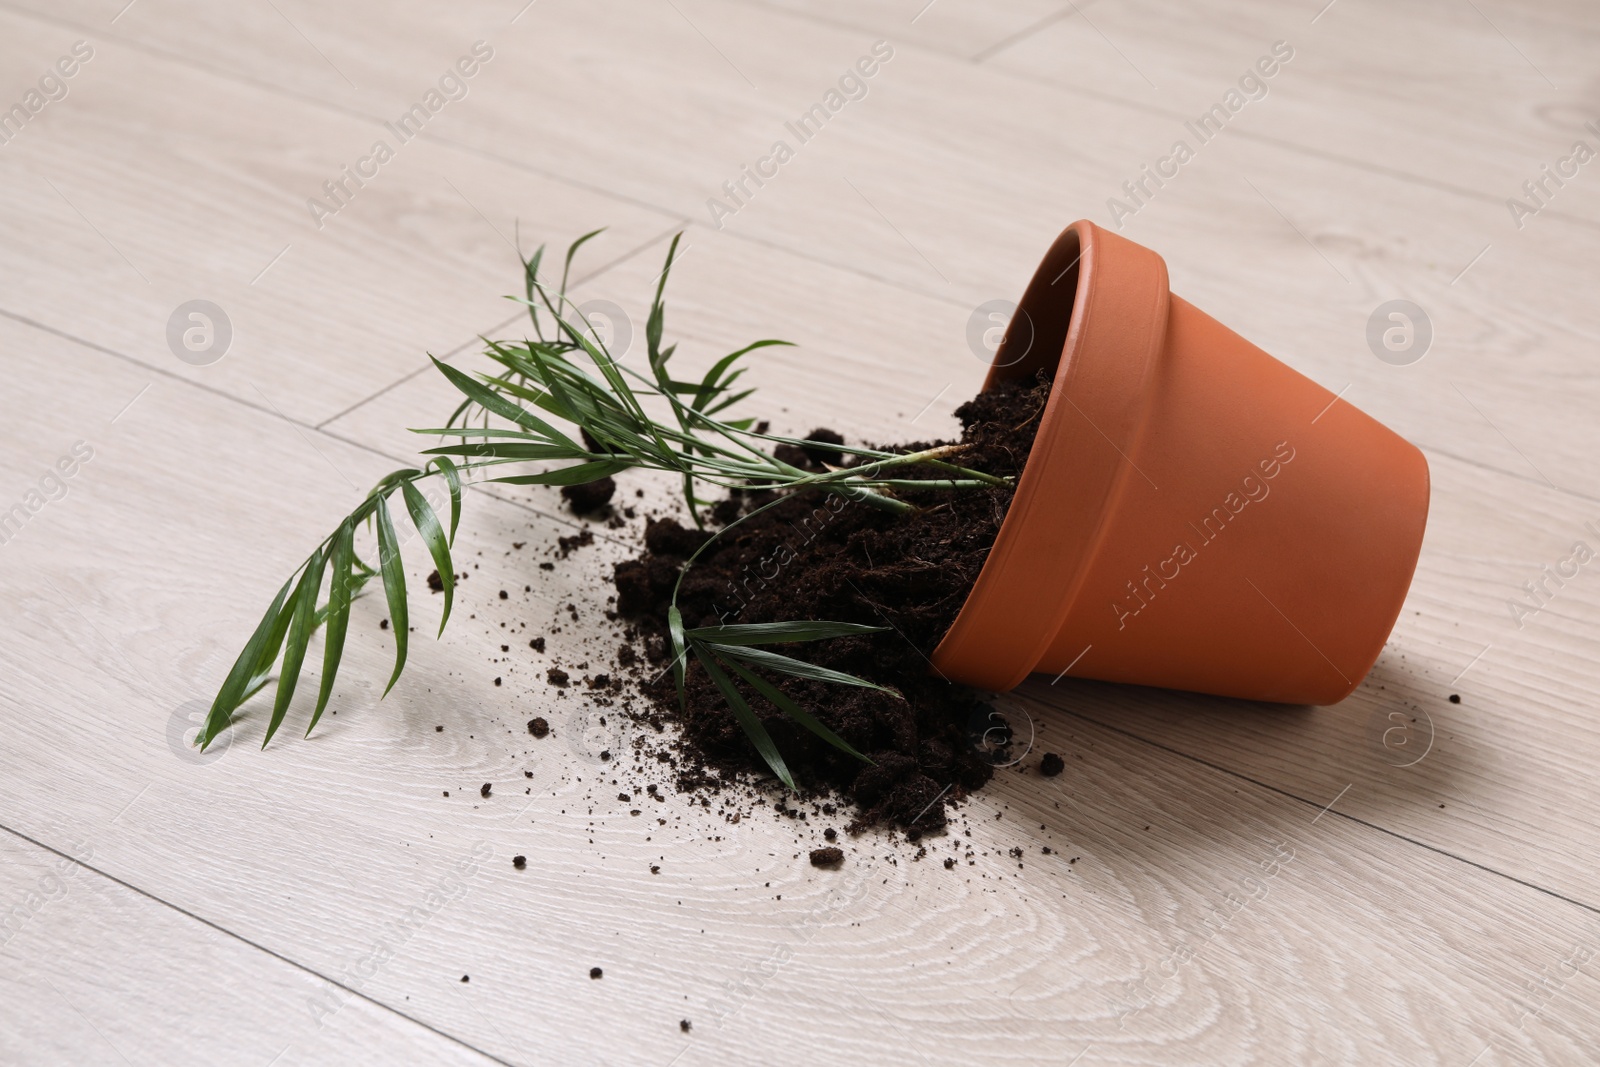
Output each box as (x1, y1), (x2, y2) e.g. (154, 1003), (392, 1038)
(680, 471), (699, 527)
(240, 670), (273, 706)
(249, 573), (300, 682)
(430, 356), (581, 449)
(668, 604), (687, 706)
(310, 562), (374, 628)
(707, 366), (748, 399)
(692, 351), (747, 405)
(491, 460), (631, 487)
(369, 465), (417, 503)
(402, 480), (454, 636)
(412, 426), (557, 441)
(421, 442), (582, 462)
(692, 340), (792, 411)
(198, 575), (293, 749)
(479, 373), (579, 421)
(652, 377), (714, 395)
(548, 307), (647, 425)
(375, 495), (409, 696)
(444, 394), (474, 430)
(718, 652), (871, 763)
(652, 233), (682, 314)
(309, 518), (355, 737)
(430, 457), (462, 546)
(266, 544), (326, 747)
(484, 346), (604, 430)
(521, 244), (547, 334)
(696, 646), (795, 790)
(516, 342), (600, 427)
(349, 546), (376, 577)
(646, 233), (682, 371)
(561, 228), (606, 295)
(646, 302), (664, 369)
(684, 620), (888, 646)
(709, 643), (902, 695)
(704, 388), (756, 416)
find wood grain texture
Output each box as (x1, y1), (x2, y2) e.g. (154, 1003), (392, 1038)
(986, 0), (1600, 223)
(1, 0), (1598, 1063)
(331, 218), (1600, 906)
(744, 0), (1600, 235)
(0, 7), (677, 426)
(0, 829), (494, 1066)
(1, 321), (1597, 1065)
(15, 0), (1598, 500)
(18, 1), (1600, 492)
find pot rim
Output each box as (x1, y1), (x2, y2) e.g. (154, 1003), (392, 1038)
(930, 220), (1171, 690)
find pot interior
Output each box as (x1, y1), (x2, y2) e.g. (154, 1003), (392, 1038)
(984, 227), (1082, 391)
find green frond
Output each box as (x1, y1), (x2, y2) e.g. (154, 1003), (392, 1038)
(200, 229), (1010, 779)
(308, 517), (355, 737)
(696, 646), (795, 791)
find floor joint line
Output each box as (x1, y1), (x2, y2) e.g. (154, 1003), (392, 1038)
(1032, 697), (1600, 919)
(0, 822), (515, 1066)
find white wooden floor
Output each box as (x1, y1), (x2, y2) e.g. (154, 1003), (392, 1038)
(3, 0), (1598, 1063)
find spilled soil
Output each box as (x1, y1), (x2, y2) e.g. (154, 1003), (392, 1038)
(606, 373), (1051, 832)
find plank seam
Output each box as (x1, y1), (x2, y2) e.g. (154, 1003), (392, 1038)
(1032, 696), (1600, 919)
(0, 821), (517, 1067)
(311, 219), (691, 431)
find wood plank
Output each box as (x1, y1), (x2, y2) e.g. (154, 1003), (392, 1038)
(0, 829), (495, 1065)
(744, 0), (1077, 57)
(328, 220), (1600, 907)
(7, 0), (1079, 76)
(756, 0), (1600, 52)
(30, 0), (1600, 249)
(984, 0), (1600, 227)
(1020, 436), (1600, 912)
(4, 254), (1597, 1063)
(2, 0), (526, 104)
(764, 0), (1600, 233)
(0, 9), (676, 427)
(16, 0), (1598, 503)
(12, 3), (1600, 503)
(327, 168), (1600, 512)
(3, 1), (1599, 1062)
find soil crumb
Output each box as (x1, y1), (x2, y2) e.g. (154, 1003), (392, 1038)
(562, 476), (617, 515)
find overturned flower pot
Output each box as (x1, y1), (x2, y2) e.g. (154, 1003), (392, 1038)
(202, 222), (1431, 830)
(933, 219), (1431, 705)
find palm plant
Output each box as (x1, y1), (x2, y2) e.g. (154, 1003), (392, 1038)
(195, 232), (1011, 788)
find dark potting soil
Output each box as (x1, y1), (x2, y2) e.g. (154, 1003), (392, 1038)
(809, 846), (845, 868)
(562, 476), (617, 515)
(610, 373), (1050, 832)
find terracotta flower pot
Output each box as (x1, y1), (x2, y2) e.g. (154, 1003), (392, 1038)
(930, 220), (1429, 705)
